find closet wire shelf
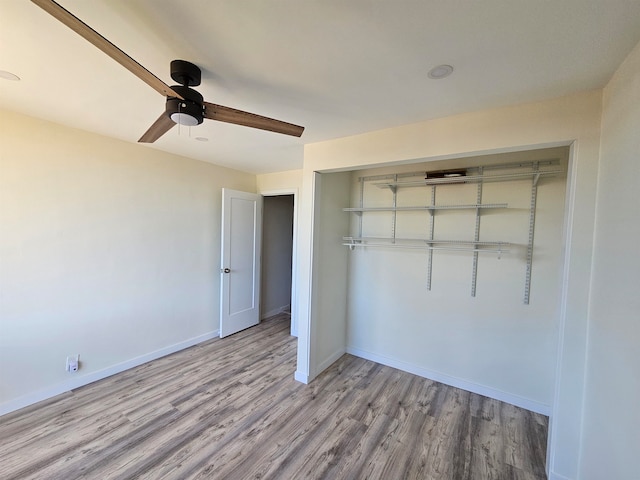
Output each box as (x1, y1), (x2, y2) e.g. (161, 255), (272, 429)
(342, 237), (510, 257)
(342, 160), (565, 303)
(373, 169), (563, 190)
(343, 203), (508, 213)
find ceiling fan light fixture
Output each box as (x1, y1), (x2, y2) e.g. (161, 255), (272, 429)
(171, 111), (200, 126)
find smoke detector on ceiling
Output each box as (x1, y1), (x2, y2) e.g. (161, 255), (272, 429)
(428, 65), (454, 79)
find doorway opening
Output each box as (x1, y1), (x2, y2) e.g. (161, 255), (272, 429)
(261, 193), (296, 336)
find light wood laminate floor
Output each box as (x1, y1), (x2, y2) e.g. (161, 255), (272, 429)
(0, 313), (548, 479)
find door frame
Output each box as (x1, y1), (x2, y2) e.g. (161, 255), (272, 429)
(259, 188), (299, 337)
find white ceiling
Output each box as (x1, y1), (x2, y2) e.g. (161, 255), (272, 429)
(1, 1), (640, 174)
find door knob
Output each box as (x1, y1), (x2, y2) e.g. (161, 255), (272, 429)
(223, 268), (231, 273)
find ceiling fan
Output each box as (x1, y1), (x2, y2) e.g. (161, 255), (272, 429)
(31, 0), (305, 143)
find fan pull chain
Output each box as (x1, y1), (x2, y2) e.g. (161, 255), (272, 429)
(174, 102), (193, 138)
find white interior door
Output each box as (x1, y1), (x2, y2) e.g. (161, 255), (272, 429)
(220, 188), (262, 337)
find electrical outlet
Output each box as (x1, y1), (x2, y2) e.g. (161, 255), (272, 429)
(66, 355), (79, 372)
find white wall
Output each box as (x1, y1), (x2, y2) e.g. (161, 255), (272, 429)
(297, 90), (603, 479)
(579, 41), (640, 480)
(0, 110), (255, 414)
(309, 172), (351, 375)
(344, 151), (568, 413)
(261, 195), (294, 318)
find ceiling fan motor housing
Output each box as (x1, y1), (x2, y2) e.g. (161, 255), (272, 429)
(166, 60), (204, 125)
(170, 59), (201, 87)
(166, 85), (204, 125)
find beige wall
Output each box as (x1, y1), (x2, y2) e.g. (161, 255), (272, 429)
(257, 169), (302, 193)
(0, 110), (255, 413)
(580, 40), (640, 480)
(297, 90), (603, 479)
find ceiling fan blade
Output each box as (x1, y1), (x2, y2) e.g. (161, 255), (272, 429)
(139, 113), (175, 143)
(31, 0), (183, 100)
(203, 102), (304, 137)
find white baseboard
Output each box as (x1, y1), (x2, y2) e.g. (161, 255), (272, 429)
(294, 349), (346, 386)
(315, 348), (346, 377)
(261, 304), (291, 320)
(294, 370), (310, 384)
(346, 346), (551, 416)
(0, 330), (219, 417)
(548, 472), (571, 480)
